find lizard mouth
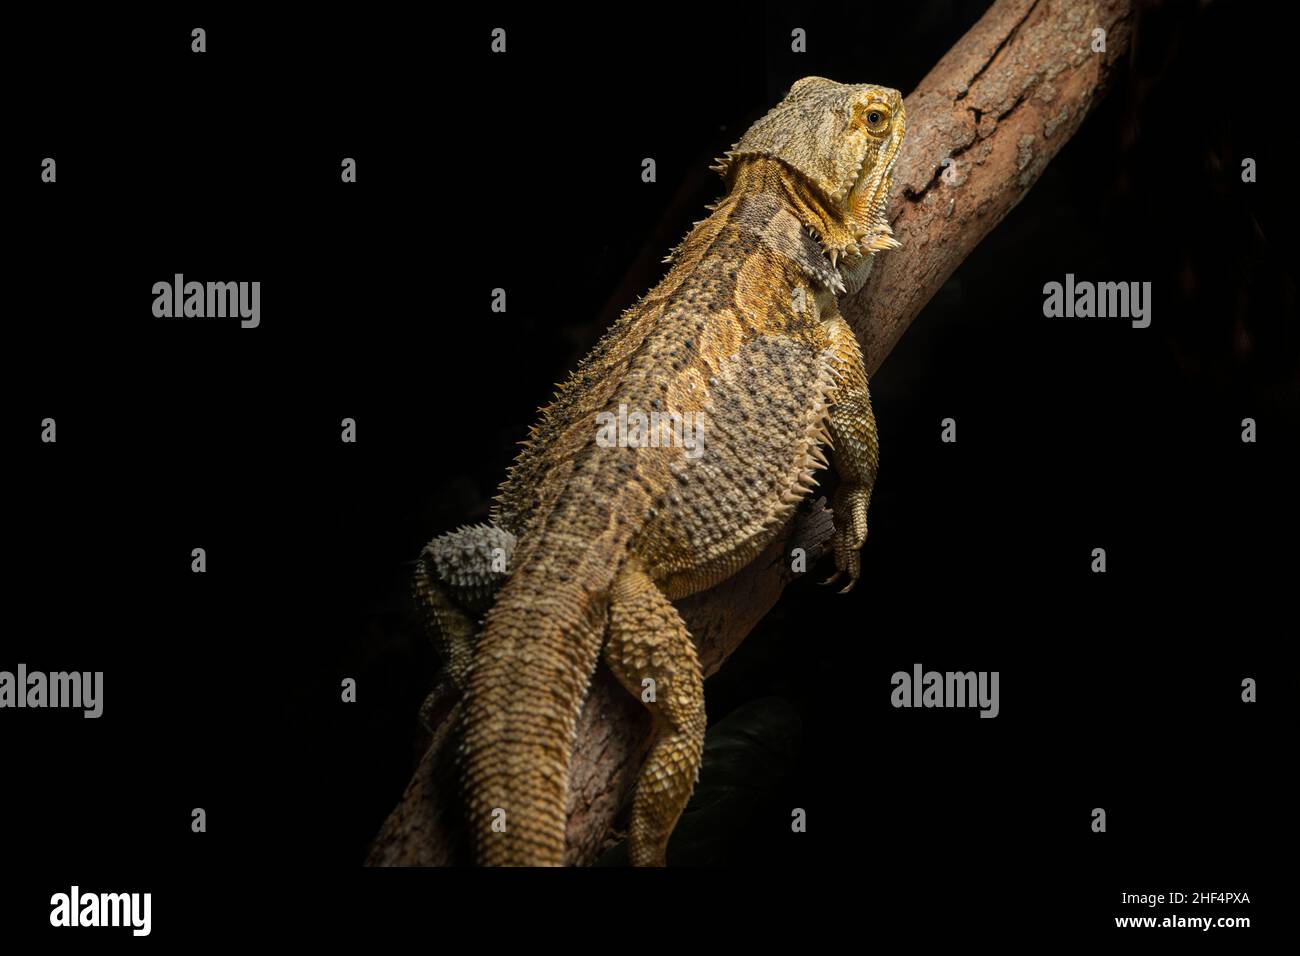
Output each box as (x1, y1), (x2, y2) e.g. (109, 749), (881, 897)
(845, 124), (904, 254)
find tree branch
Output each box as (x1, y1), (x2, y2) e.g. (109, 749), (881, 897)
(366, 0), (1134, 867)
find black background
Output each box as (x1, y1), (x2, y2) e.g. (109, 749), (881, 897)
(5, 1), (1294, 944)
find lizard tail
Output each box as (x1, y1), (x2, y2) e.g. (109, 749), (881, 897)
(460, 513), (633, 866)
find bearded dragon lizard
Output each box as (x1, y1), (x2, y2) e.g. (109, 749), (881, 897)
(415, 77), (905, 865)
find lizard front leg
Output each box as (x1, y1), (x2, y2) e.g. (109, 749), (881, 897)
(821, 311), (879, 592)
(605, 558), (705, 866)
(413, 523), (515, 730)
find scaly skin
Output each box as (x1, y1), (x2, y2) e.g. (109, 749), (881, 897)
(415, 77), (904, 865)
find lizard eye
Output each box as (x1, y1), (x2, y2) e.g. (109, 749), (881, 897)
(861, 106), (890, 133)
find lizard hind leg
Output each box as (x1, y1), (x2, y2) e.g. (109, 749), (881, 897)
(413, 523), (516, 730)
(605, 558), (706, 867)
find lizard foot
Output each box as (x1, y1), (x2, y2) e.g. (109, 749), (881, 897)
(829, 482), (870, 592)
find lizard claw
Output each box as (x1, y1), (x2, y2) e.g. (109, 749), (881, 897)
(833, 548), (860, 593)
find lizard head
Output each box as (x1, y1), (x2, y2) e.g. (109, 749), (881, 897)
(716, 76), (906, 265)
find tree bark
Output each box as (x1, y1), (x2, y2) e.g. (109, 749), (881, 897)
(366, 0), (1134, 867)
